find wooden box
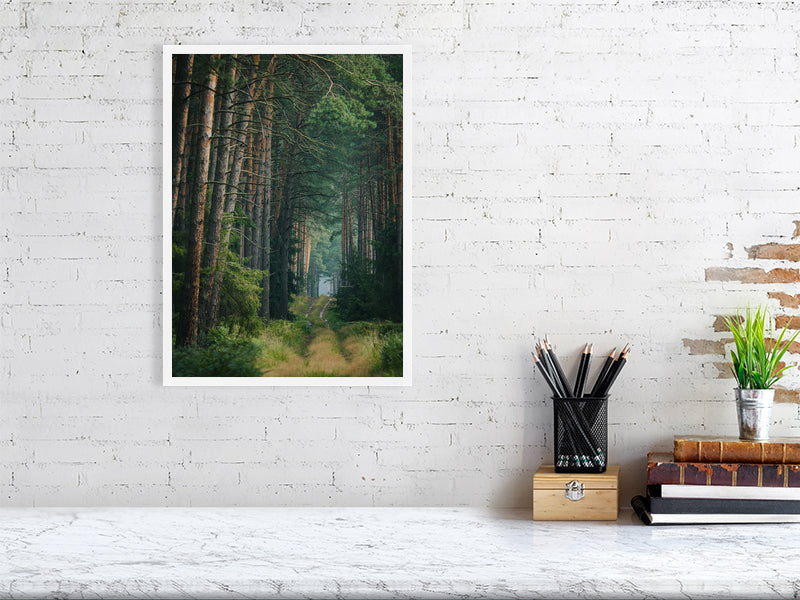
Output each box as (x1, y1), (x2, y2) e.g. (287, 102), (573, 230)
(533, 465), (619, 521)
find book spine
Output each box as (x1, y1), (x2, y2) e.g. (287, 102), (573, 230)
(647, 495), (800, 514)
(648, 483), (800, 500)
(647, 461), (800, 487)
(674, 439), (800, 464)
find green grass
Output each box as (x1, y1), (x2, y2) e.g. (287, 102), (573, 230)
(259, 319), (311, 368)
(337, 322), (403, 376)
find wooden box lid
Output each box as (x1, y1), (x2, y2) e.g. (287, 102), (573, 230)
(534, 465), (620, 490)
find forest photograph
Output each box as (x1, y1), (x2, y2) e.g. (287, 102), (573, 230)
(164, 47), (408, 383)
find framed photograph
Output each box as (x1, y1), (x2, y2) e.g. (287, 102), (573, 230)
(163, 45), (411, 386)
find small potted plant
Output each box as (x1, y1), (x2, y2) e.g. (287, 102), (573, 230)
(724, 306), (799, 441)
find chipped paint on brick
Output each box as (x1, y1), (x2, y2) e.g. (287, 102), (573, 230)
(775, 316), (800, 330)
(682, 339), (729, 355)
(705, 267), (800, 284)
(746, 243), (800, 262)
(769, 292), (800, 309)
(776, 388), (800, 404)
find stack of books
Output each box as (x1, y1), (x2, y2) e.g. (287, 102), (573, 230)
(632, 435), (800, 525)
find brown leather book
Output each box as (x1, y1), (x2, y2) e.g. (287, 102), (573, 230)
(674, 435), (800, 464)
(647, 452), (800, 487)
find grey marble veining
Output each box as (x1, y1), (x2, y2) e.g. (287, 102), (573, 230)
(1, 507), (799, 599)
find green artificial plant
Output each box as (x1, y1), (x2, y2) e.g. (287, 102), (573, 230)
(724, 306), (800, 390)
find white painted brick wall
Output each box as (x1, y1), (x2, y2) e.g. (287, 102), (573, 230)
(1, 0), (800, 507)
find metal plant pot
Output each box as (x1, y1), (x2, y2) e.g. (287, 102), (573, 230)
(735, 388), (775, 441)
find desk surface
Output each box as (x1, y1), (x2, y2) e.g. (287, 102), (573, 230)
(0, 507), (797, 599)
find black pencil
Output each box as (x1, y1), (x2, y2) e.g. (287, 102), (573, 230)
(538, 342), (566, 397)
(544, 336), (572, 397)
(572, 343), (586, 397)
(597, 343), (629, 395)
(532, 351), (562, 398)
(536, 341), (551, 377)
(573, 343), (591, 398)
(589, 347), (616, 398)
(538, 341), (568, 397)
(598, 346), (629, 397)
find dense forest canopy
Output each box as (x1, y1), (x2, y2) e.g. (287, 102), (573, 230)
(170, 52), (403, 377)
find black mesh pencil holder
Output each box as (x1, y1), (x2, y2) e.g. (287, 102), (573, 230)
(553, 396), (608, 473)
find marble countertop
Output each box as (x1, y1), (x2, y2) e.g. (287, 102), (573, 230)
(1, 507), (798, 599)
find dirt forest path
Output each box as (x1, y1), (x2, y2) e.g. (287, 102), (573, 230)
(319, 297), (332, 328)
(260, 296), (375, 377)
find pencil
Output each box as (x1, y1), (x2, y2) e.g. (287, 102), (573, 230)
(589, 347), (616, 398)
(532, 351), (561, 398)
(597, 344), (629, 395)
(538, 341), (568, 398)
(544, 335), (572, 398)
(573, 343), (591, 398)
(598, 346), (629, 397)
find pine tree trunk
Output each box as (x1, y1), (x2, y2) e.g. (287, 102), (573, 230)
(368, 152), (375, 265)
(387, 112), (396, 215)
(177, 55), (218, 347)
(251, 133), (264, 271)
(174, 121), (190, 234)
(341, 189), (350, 284)
(243, 148), (256, 265)
(274, 131), (298, 320)
(239, 129), (254, 262)
(290, 221), (298, 283)
(259, 55), (277, 321)
(277, 180), (294, 319)
(357, 161), (364, 261)
(199, 58), (237, 333)
(206, 90), (224, 203)
(206, 57), (260, 329)
(171, 54), (194, 224)
(303, 221), (311, 285)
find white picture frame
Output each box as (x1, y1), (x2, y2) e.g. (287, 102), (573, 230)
(162, 45), (411, 386)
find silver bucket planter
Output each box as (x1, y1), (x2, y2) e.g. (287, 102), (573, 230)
(735, 388), (775, 441)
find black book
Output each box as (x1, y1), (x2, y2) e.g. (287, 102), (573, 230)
(647, 492), (800, 514)
(631, 495), (800, 525)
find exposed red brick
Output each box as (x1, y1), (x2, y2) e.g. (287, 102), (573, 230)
(705, 267), (800, 284)
(775, 388), (800, 404)
(713, 315), (741, 332)
(768, 292), (800, 309)
(775, 316), (800, 330)
(682, 338), (728, 355)
(766, 339), (800, 354)
(794, 221), (800, 239)
(746, 243), (800, 262)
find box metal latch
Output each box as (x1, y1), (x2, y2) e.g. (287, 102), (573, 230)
(565, 480), (585, 501)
